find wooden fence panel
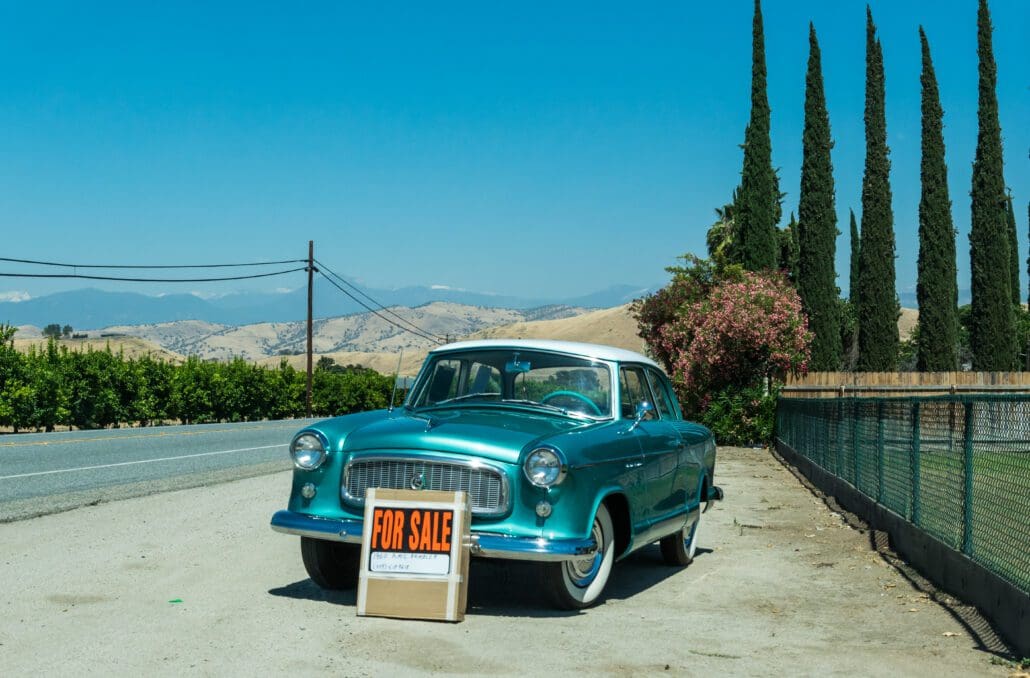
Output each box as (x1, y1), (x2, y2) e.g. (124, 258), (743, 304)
(782, 372), (1030, 398)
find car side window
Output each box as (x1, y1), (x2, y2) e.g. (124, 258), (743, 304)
(646, 369), (679, 420)
(619, 366), (657, 420)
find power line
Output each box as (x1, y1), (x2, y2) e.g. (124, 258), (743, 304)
(0, 256), (306, 269)
(315, 270), (444, 344)
(1, 249), (446, 343)
(315, 259), (446, 342)
(0, 267), (307, 283)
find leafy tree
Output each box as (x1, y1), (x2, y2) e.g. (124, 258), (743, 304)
(170, 357), (215, 425)
(0, 325), (28, 431)
(632, 255), (725, 373)
(268, 360), (305, 419)
(969, 0), (1015, 369)
(856, 8), (898, 371)
(124, 356), (171, 426)
(42, 324), (62, 339)
(916, 28), (959, 372)
(312, 368), (392, 417)
(2, 381), (36, 433)
(797, 24), (841, 371)
(62, 325), (73, 339)
(735, 0), (780, 271)
(15, 341), (70, 432)
(706, 201), (739, 271)
(66, 347), (123, 429)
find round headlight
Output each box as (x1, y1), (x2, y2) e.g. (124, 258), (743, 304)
(291, 433), (327, 470)
(524, 447), (566, 487)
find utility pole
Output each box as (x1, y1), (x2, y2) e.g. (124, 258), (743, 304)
(306, 240), (315, 418)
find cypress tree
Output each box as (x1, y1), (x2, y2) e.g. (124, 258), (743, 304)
(969, 0), (1015, 369)
(849, 210), (860, 301)
(1006, 194), (1019, 305)
(916, 28), (958, 371)
(856, 7), (898, 371)
(736, 0), (780, 271)
(779, 213), (800, 283)
(796, 24), (840, 370)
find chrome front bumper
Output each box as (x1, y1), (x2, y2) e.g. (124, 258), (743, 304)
(270, 510), (597, 563)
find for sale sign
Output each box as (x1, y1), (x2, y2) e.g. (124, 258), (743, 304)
(368, 507), (454, 575)
(357, 488), (470, 622)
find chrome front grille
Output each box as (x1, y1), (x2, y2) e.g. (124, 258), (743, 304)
(342, 456), (508, 516)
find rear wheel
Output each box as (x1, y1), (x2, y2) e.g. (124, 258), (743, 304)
(300, 537), (360, 589)
(544, 503), (615, 609)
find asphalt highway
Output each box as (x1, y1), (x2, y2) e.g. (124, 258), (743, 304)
(0, 419), (318, 521)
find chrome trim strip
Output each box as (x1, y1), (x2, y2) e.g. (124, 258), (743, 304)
(469, 533), (597, 562)
(270, 510), (597, 562)
(341, 454), (511, 517)
(270, 510), (364, 544)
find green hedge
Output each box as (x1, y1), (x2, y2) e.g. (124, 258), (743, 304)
(0, 329), (394, 432)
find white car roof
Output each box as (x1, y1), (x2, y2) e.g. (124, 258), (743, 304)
(430, 338), (662, 371)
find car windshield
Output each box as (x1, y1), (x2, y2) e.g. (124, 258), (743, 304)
(408, 349), (613, 419)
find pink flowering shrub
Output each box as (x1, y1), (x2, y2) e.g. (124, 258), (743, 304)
(635, 267), (811, 443)
(662, 271), (810, 398)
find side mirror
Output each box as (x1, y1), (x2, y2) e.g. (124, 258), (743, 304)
(627, 401), (652, 432)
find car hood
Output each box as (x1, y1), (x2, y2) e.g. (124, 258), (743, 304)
(329, 407), (594, 465)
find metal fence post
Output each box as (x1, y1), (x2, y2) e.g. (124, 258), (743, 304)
(876, 400), (885, 503)
(835, 399), (844, 476)
(961, 401), (974, 556)
(851, 403), (860, 487)
(910, 401), (921, 524)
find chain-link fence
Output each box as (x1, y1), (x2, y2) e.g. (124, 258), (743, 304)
(776, 394), (1030, 594)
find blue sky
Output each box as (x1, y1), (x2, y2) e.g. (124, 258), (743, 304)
(0, 1), (1026, 304)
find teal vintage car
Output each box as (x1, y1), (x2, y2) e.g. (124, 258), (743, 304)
(271, 339), (722, 609)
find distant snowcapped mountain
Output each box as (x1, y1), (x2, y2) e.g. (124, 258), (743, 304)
(0, 281), (660, 329)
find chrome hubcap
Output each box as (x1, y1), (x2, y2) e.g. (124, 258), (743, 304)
(566, 516), (604, 587)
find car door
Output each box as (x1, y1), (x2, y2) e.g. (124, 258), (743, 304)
(620, 365), (682, 540)
(646, 367), (701, 518)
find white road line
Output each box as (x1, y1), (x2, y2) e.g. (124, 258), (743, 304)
(0, 444), (288, 481)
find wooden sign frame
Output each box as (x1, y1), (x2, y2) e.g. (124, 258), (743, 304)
(356, 488), (471, 622)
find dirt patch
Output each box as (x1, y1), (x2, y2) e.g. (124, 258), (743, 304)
(0, 446), (1010, 676)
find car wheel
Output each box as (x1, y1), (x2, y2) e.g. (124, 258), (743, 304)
(300, 537), (360, 589)
(544, 503), (614, 609)
(660, 504), (702, 566)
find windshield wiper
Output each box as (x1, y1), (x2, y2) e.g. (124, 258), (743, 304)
(502, 399), (609, 420)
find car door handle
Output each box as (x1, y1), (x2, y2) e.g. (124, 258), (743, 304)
(625, 461), (643, 469)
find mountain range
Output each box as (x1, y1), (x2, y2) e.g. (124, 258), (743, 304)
(0, 281), (658, 330)
(94, 302), (587, 361)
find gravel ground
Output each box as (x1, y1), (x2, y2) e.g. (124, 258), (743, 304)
(0, 446), (1015, 676)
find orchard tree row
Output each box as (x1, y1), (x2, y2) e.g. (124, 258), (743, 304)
(0, 325), (395, 433)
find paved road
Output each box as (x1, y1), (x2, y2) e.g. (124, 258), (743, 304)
(0, 419), (318, 521)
